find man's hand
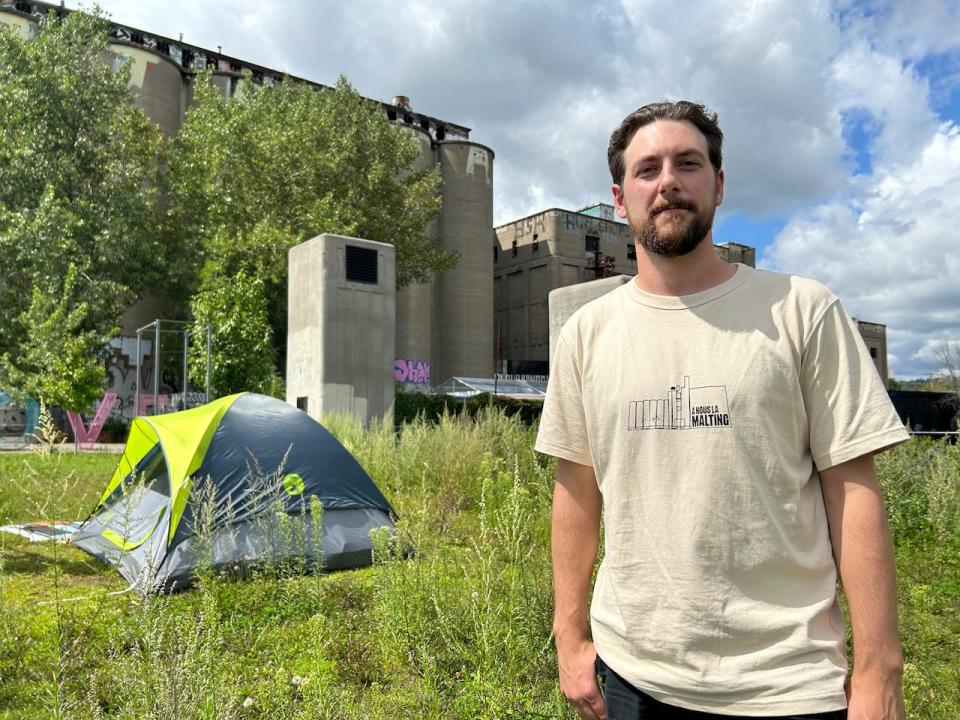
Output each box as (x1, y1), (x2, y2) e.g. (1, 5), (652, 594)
(557, 637), (605, 720)
(845, 668), (905, 720)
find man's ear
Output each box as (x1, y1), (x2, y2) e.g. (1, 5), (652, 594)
(612, 184), (627, 218)
(715, 169), (724, 207)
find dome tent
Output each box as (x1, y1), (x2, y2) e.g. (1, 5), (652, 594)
(70, 393), (395, 593)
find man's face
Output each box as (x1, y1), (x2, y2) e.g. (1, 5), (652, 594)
(611, 119), (724, 258)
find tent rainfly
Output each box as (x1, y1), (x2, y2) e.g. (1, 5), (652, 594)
(70, 393), (395, 593)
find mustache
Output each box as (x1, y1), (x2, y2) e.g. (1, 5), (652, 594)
(651, 199), (696, 215)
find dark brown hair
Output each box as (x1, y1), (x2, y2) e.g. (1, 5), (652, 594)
(608, 101), (723, 184)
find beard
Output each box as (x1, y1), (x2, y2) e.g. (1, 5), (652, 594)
(630, 198), (716, 258)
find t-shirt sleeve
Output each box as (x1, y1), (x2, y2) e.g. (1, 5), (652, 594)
(800, 299), (910, 471)
(535, 331), (594, 467)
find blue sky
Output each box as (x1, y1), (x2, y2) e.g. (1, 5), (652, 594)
(90, 0), (960, 379)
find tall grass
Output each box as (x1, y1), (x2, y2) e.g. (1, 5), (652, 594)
(0, 413), (957, 718)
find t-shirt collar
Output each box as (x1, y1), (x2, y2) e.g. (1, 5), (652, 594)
(625, 263), (753, 310)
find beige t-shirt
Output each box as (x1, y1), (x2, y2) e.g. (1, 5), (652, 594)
(536, 265), (908, 716)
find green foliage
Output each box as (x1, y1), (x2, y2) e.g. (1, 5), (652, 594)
(166, 72), (450, 348)
(0, 425), (958, 718)
(189, 270), (277, 396)
(0, 265), (109, 410)
(0, 10), (168, 363)
(394, 386), (544, 426)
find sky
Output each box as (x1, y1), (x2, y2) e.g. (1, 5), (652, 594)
(85, 0), (960, 380)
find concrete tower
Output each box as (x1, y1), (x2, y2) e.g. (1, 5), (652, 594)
(432, 141), (495, 383)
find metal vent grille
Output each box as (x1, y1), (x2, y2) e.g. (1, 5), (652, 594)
(345, 245), (378, 284)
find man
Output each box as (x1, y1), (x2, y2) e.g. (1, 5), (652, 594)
(535, 101), (908, 719)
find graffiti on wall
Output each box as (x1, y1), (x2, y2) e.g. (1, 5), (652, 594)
(513, 214), (546, 240)
(394, 358), (431, 385)
(105, 336), (186, 420)
(0, 392), (39, 441)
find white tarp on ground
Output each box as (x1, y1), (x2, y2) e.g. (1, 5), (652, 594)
(0, 521), (82, 542)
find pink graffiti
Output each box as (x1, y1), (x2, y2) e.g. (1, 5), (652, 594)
(136, 394), (170, 416)
(394, 358), (430, 384)
(65, 393), (118, 446)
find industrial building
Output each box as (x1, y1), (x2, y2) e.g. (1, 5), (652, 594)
(493, 204), (756, 375)
(493, 203), (889, 384)
(1, 1), (494, 402)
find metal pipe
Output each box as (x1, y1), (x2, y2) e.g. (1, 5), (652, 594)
(182, 327), (189, 409)
(205, 323), (212, 402)
(135, 331), (141, 418)
(153, 320), (160, 415)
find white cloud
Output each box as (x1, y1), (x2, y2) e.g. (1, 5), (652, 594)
(766, 123), (960, 378)
(831, 44), (940, 170)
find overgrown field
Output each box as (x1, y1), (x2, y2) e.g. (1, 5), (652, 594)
(0, 412), (958, 719)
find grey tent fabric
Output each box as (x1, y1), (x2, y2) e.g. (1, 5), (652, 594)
(70, 393), (395, 593)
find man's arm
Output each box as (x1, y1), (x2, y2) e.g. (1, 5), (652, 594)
(820, 453), (905, 720)
(552, 458), (606, 720)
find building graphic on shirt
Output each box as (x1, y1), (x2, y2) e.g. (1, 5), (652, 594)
(627, 376), (731, 430)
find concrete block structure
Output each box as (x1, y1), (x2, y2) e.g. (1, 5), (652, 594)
(548, 275), (633, 362)
(853, 319), (890, 385)
(494, 204), (753, 374)
(287, 234), (396, 425)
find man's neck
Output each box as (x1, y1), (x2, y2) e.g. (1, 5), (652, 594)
(633, 236), (737, 297)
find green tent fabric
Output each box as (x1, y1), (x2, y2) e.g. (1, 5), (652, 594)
(71, 393), (395, 593)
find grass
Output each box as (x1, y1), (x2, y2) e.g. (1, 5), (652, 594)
(0, 412), (958, 718)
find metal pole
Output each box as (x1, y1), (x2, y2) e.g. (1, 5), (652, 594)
(135, 331), (141, 418)
(205, 322), (212, 403)
(182, 327), (189, 409)
(153, 320), (160, 415)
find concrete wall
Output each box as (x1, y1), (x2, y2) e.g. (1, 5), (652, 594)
(494, 209), (636, 368)
(395, 128), (436, 381)
(109, 43), (183, 137)
(716, 242), (756, 267)
(548, 275), (632, 363)
(287, 234), (396, 425)
(855, 319), (889, 385)
(433, 141), (494, 383)
(0, 9), (37, 39)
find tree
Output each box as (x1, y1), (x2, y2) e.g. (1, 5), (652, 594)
(932, 340), (960, 398)
(165, 73), (451, 356)
(0, 265), (109, 411)
(0, 10), (167, 382)
(189, 271), (277, 397)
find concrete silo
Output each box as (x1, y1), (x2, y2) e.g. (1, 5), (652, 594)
(394, 126), (437, 385)
(107, 43), (184, 137)
(432, 141), (495, 384)
(0, 7), (39, 40)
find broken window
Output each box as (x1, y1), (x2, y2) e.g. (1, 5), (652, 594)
(585, 235), (599, 253)
(627, 243), (636, 260)
(532, 233), (539, 252)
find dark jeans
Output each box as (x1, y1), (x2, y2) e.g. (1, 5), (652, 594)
(596, 656), (847, 720)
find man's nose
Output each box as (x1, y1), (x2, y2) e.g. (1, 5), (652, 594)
(658, 162), (680, 194)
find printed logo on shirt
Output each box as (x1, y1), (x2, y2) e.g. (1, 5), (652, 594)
(627, 375), (731, 431)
